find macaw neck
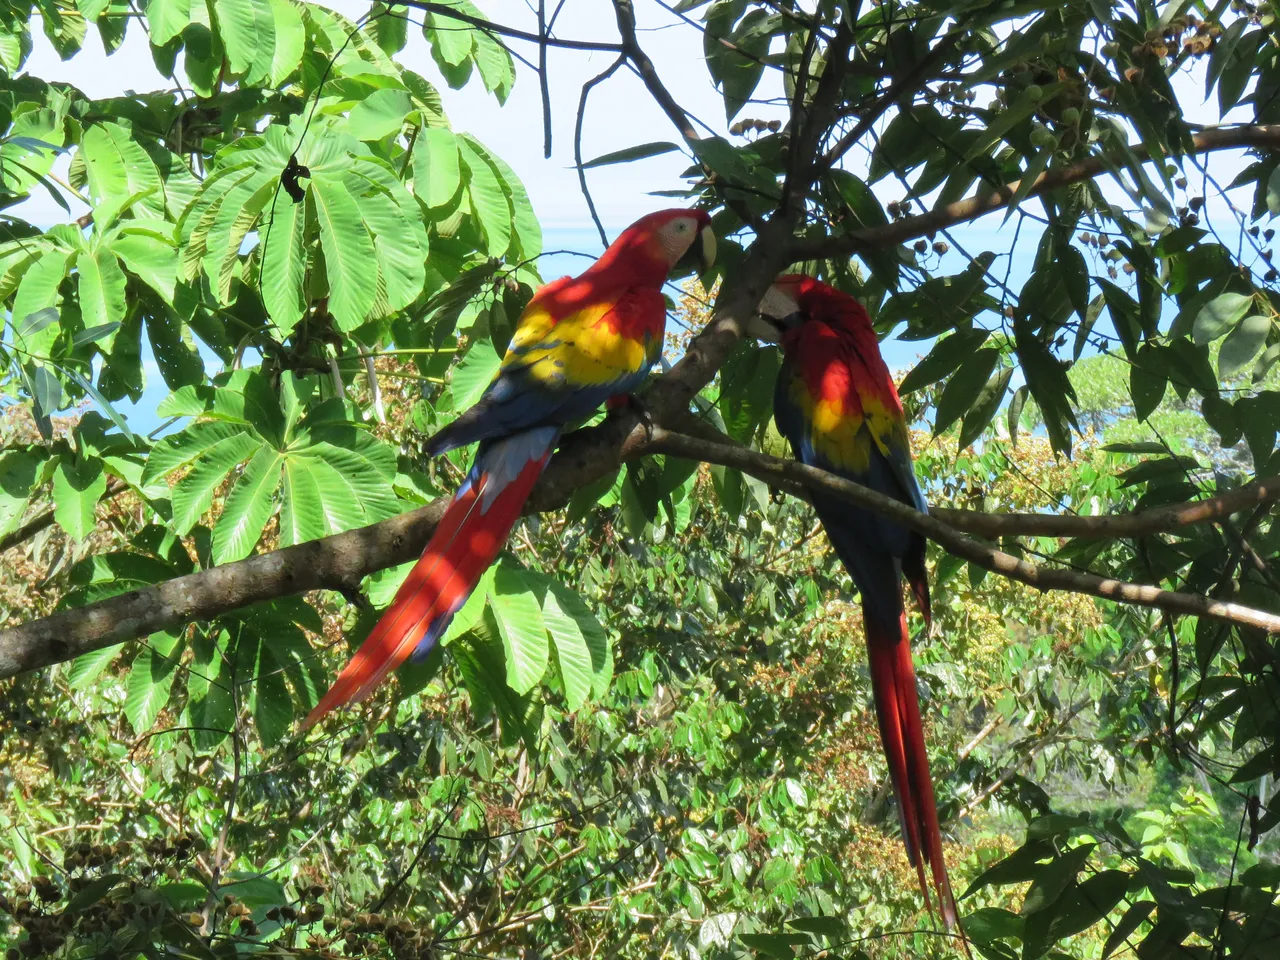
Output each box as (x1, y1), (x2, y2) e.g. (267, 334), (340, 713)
(583, 232), (670, 288)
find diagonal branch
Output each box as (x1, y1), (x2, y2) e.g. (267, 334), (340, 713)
(395, 0), (623, 52)
(792, 124), (1280, 261)
(645, 429), (1280, 633)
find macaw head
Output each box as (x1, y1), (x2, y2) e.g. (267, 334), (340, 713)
(747, 273), (872, 349)
(595, 208), (716, 284)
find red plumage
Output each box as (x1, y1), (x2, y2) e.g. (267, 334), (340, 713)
(763, 274), (962, 935)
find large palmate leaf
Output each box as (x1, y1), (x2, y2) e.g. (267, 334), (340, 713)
(145, 374), (402, 564)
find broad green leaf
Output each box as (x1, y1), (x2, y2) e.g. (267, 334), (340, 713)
(78, 246), (128, 330)
(425, 6), (473, 66)
(267, 0), (304, 85)
(210, 446), (283, 563)
(958, 366), (1012, 450)
(252, 648), (293, 746)
(277, 445), (400, 545)
(80, 122), (164, 224)
(144, 420), (252, 483)
(52, 455), (107, 540)
(540, 580), (609, 710)
(413, 126), (462, 210)
(449, 337), (502, 410)
(124, 633), (182, 734)
(348, 87), (413, 141)
(148, 0), (192, 45)
(66, 645), (119, 691)
(458, 136), (512, 258)
(489, 562), (549, 694)
(1102, 901), (1154, 958)
(259, 188), (307, 329)
(1218, 315), (1271, 380)
(12, 249), (71, 354)
(145, 309), (204, 390)
(169, 431), (263, 534)
(899, 328), (988, 395)
(214, 0), (275, 82)
(479, 142), (541, 261)
(935, 347), (1001, 436)
(311, 172), (377, 329)
(348, 162), (428, 313)
(1193, 293), (1252, 345)
(0, 450), (45, 536)
(111, 232), (178, 302)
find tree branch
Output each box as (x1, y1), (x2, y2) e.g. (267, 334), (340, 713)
(395, 0), (623, 52)
(644, 429), (1280, 633)
(791, 125), (1280, 261)
(930, 474), (1280, 539)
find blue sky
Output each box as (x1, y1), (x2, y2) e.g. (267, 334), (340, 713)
(12, 2), (1271, 435)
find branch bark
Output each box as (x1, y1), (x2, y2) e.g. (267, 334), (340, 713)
(645, 429), (1280, 633)
(791, 125), (1280, 260)
(396, 1), (623, 52)
(930, 474), (1280, 539)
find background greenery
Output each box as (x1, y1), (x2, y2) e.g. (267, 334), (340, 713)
(2, 1), (1279, 958)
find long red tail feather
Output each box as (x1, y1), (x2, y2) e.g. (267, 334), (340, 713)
(300, 438), (553, 732)
(864, 609), (959, 932)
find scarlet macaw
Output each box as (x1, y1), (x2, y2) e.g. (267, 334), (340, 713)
(751, 274), (959, 928)
(301, 208), (715, 731)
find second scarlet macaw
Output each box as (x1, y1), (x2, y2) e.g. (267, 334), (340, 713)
(752, 274), (959, 928)
(302, 208), (715, 731)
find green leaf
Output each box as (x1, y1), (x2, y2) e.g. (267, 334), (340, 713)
(277, 445), (401, 545)
(785, 916), (844, 937)
(489, 561), (549, 694)
(66, 645), (119, 691)
(959, 366), (1012, 450)
(541, 579), (610, 709)
(935, 347), (1001, 436)
(124, 633), (182, 734)
(1015, 317), (1078, 456)
(52, 456), (107, 540)
(1193, 293), (1252, 346)
(1130, 347), (1167, 421)
(170, 432), (263, 534)
(267, 0), (304, 85)
(111, 232), (178, 302)
(13, 250), (71, 355)
(963, 907), (1022, 945)
(899, 328), (988, 395)
(311, 173), (378, 329)
(426, 6), (474, 66)
(1021, 843), (1096, 915)
(1102, 901), (1154, 958)
(583, 141), (682, 169)
(0, 450), (44, 538)
(259, 186), (307, 329)
(459, 136), (512, 258)
(148, 0), (193, 46)
(80, 121), (164, 224)
(78, 246), (128, 330)
(1050, 869), (1129, 941)
(449, 338), (502, 410)
(210, 446), (283, 564)
(214, 0), (275, 82)
(1218, 315), (1271, 380)
(413, 127), (462, 210)
(348, 88), (413, 141)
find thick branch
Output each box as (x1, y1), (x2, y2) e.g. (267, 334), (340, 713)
(931, 474), (1280, 539)
(792, 125), (1280, 261)
(645, 429), (1280, 633)
(1, 477), (128, 554)
(0, 500), (445, 680)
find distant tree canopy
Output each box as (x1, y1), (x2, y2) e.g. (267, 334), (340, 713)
(1, 1), (1280, 959)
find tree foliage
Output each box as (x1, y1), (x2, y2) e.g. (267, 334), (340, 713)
(2, 0), (1280, 958)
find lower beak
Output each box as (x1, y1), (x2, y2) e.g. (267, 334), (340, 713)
(747, 311), (803, 343)
(696, 225), (717, 275)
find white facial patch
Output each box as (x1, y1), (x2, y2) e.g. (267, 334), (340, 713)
(758, 285), (800, 321)
(658, 217), (699, 266)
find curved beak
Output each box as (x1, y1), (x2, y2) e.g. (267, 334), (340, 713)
(747, 285), (804, 343)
